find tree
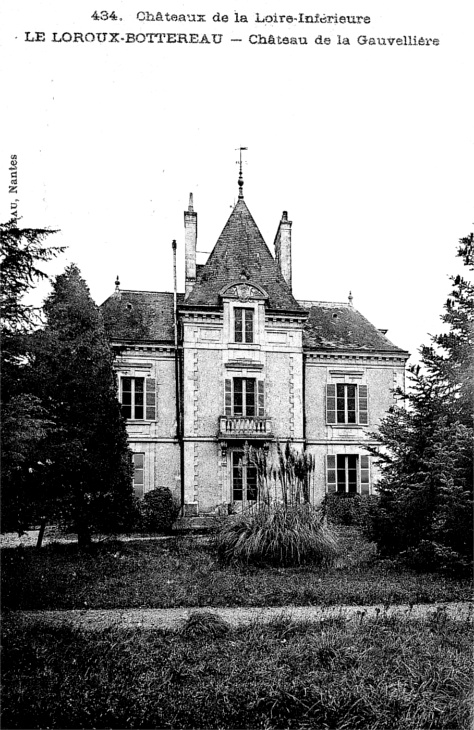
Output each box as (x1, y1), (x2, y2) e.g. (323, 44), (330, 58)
(30, 264), (134, 546)
(1, 219), (62, 333)
(369, 235), (473, 572)
(0, 220), (63, 536)
(420, 233), (474, 426)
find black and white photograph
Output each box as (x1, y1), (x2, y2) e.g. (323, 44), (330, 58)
(1, 0), (473, 727)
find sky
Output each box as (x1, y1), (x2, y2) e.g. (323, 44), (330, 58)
(2, 0), (473, 363)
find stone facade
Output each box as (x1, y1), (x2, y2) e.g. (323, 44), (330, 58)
(101, 184), (409, 513)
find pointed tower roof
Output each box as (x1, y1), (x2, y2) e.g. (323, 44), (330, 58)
(183, 197), (304, 312)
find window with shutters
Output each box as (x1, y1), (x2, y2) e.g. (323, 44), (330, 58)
(326, 384), (368, 425)
(234, 308), (254, 343)
(132, 453), (145, 498)
(225, 378), (265, 417)
(120, 377), (156, 420)
(326, 454), (371, 494)
(232, 451), (258, 502)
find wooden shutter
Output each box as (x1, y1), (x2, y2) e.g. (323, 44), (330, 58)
(358, 385), (368, 425)
(225, 379), (232, 416)
(133, 453), (145, 498)
(326, 384), (336, 424)
(145, 378), (156, 420)
(326, 455), (337, 493)
(258, 380), (265, 417)
(360, 455), (370, 495)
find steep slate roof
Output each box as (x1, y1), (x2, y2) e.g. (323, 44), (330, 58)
(184, 198), (304, 312)
(101, 290), (184, 343)
(301, 301), (408, 354)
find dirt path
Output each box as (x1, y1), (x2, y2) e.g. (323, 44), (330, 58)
(0, 530), (179, 549)
(4, 602), (473, 632)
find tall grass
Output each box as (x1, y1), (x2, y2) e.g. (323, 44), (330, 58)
(215, 502), (339, 566)
(239, 441), (316, 509)
(2, 614), (472, 729)
(216, 442), (338, 566)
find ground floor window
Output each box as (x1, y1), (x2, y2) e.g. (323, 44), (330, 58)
(132, 453), (145, 498)
(326, 454), (370, 494)
(232, 451), (258, 502)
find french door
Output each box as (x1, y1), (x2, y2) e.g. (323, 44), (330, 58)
(231, 451), (258, 502)
(336, 454), (358, 493)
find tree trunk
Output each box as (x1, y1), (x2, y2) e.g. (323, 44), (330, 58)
(36, 518), (47, 549)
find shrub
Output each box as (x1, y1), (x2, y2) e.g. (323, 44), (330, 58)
(322, 493), (379, 531)
(179, 611), (229, 638)
(403, 540), (472, 576)
(214, 502), (339, 567)
(140, 488), (180, 534)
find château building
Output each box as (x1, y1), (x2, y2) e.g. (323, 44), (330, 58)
(101, 169), (409, 514)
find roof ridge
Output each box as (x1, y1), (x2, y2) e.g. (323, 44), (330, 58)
(118, 289), (185, 296)
(298, 300), (350, 308)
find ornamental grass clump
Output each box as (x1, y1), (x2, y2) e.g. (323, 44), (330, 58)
(215, 502), (339, 567)
(215, 442), (339, 567)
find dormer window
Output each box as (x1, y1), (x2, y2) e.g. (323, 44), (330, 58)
(234, 307), (254, 343)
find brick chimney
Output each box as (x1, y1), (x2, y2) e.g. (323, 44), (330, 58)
(184, 193), (197, 298)
(274, 211), (292, 291)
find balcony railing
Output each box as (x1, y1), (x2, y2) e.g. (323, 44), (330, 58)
(219, 415), (272, 438)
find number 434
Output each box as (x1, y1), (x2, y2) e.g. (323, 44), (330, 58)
(91, 10), (119, 20)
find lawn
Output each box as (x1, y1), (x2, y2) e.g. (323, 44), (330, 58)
(1, 529), (471, 610)
(2, 612), (473, 729)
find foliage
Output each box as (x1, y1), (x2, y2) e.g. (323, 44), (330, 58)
(215, 503), (339, 567)
(179, 610), (229, 638)
(421, 232), (474, 426)
(322, 493), (379, 529)
(26, 264), (135, 545)
(139, 488), (180, 534)
(0, 219), (62, 333)
(2, 534), (471, 611)
(1, 220), (64, 534)
(2, 614), (473, 729)
(1, 394), (54, 532)
(368, 235), (474, 573)
(241, 441), (315, 508)
(215, 442), (334, 567)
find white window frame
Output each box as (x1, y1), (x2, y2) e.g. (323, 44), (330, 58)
(225, 378), (265, 417)
(234, 307), (254, 344)
(120, 376), (156, 421)
(121, 377), (145, 420)
(326, 384), (368, 425)
(326, 454), (371, 495)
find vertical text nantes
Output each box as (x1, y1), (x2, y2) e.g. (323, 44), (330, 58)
(9, 155), (18, 220)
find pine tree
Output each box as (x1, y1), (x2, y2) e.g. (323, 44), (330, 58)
(1, 220), (63, 535)
(369, 235), (473, 572)
(421, 233), (473, 426)
(31, 264), (134, 546)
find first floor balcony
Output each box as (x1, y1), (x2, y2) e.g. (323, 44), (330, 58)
(218, 415), (273, 439)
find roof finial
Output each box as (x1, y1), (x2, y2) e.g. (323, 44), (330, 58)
(348, 290), (353, 307)
(115, 275), (120, 292)
(236, 146), (248, 199)
(188, 193), (194, 212)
